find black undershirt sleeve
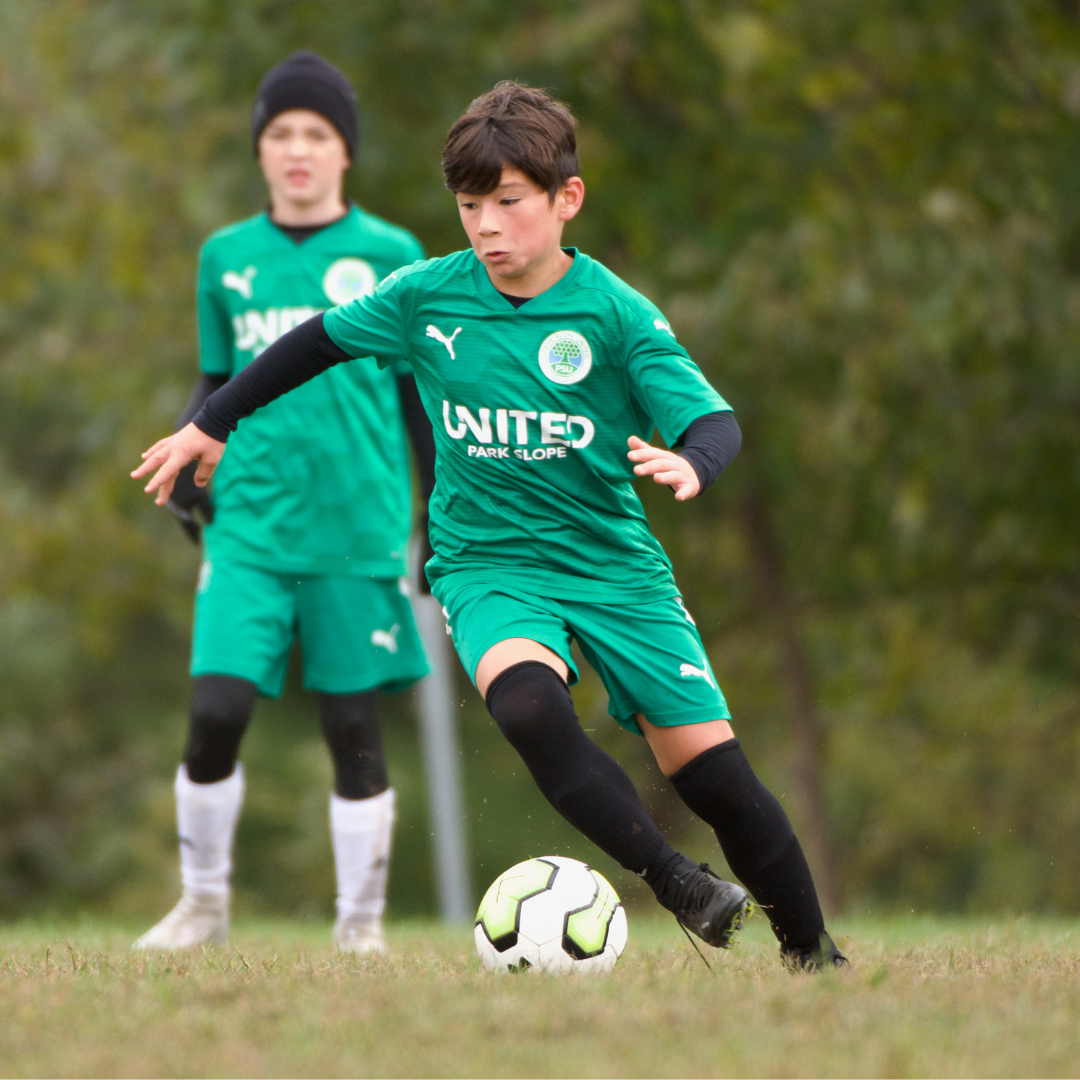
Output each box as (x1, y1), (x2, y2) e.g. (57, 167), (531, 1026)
(395, 374), (436, 505)
(676, 410), (742, 493)
(396, 372), (438, 592)
(193, 313), (352, 442)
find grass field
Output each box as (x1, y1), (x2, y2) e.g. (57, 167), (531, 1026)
(1, 913), (1079, 1078)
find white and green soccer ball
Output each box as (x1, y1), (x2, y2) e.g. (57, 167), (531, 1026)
(474, 856), (628, 974)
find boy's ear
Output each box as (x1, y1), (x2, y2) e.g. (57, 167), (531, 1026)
(557, 177), (585, 222)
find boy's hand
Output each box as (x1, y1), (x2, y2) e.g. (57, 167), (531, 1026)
(627, 435), (701, 501)
(131, 423), (225, 506)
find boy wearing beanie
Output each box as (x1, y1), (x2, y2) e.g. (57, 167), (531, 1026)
(134, 52), (434, 954)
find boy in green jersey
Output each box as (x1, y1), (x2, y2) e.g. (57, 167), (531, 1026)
(136, 83), (845, 969)
(133, 54), (433, 955)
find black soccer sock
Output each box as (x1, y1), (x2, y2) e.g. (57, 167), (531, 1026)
(183, 675), (257, 784)
(318, 691), (389, 800)
(670, 739), (825, 949)
(486, 662), (678, 879)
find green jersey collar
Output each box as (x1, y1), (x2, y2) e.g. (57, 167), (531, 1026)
(472, 247), (585, 313)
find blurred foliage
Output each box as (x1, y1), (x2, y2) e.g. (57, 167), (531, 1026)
(1, 0), (1079, 919)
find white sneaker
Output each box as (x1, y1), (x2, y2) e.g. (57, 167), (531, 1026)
(132, 894), (229, 951)
(334, 914), (386, 955)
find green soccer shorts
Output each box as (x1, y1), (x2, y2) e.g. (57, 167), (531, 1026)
(191, 559), (429, 697)
(436, 581), (730, 735)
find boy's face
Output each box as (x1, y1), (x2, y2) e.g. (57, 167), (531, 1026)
(258, 108), (349, 210)
(455, 168), (584, 285)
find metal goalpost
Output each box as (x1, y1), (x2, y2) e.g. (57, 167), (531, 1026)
(412, 590), (473, 923)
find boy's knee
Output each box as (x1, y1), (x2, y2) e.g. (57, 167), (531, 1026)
(184, 675), (257, 783)
(319, 692), (388, 800)
(484, 660), (577, 751)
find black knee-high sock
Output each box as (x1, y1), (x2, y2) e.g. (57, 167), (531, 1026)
(486, 662), (680, 882)
(671, 739), (825, 949)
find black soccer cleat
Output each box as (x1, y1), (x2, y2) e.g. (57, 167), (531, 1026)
(667, 863), (754, 949)
(780, 931), (848, 973)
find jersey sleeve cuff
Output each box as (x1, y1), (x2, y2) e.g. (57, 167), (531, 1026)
(192, 402), (233, 443)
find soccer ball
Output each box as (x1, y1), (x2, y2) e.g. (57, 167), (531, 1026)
(474, 856), (628, 974)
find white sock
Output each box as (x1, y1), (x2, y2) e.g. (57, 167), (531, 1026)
(330, 788), (396, 922)
(175, 764), (244, 902)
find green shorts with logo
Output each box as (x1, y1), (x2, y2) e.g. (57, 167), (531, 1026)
(436, 581), (729, 735)
(191, 559), (429, 698)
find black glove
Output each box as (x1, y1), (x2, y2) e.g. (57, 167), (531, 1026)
(416, 512), (434, 595)
(167, 461), (214, 545)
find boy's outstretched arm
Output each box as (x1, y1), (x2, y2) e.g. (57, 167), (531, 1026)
(628, 409), (742, 501)
(132, 313), (353, 502)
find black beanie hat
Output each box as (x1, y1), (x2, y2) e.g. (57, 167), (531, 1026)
(252, 51), (359, 161)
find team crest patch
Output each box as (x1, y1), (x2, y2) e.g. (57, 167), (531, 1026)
(538, 330), (593, 385)
(323, 258), (377, 305)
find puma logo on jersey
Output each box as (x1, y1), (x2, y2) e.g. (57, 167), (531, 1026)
(370, 624), (400, 653)
(654, 318), (675, 337)
(222, 266), (257, 299)
(679, 662), (714, 688)
(426, 324), (463, 359)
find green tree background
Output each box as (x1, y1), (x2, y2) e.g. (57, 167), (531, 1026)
(1, 0), (1078, 921)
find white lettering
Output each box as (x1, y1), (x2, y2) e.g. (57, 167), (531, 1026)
(232, 315), (254, 351)
(507, 409), (537, 445)
(445, 401), (594, 456)
(568, 415), (595, 449)
(540, 412), (569, 445)
(232, 306), (322, 352)
(467, 446), (513, 460)
(279, 306), (319, 333)
(245, 308), (278, 348)
(443, 399), (467, 439)
(456, 405), (492, 443)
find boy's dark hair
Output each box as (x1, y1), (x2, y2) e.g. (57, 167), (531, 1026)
(442, 81), (579, 199)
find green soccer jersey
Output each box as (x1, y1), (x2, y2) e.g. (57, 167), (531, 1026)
(322, 248), (729, 603)
(197, 206), (424, 576)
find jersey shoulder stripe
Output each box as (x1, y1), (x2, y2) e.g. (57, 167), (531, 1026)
(378, 248), (476, 292)
(573, 257), (672, 327)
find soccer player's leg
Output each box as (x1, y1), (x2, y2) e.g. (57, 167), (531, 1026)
(578, 593), (845, 970)
(298, 574), (428, 954)
(444, 584), (722, 941)
(134, 561), (296, 951)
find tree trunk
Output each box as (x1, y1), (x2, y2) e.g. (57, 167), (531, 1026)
(741, 491), (843, 915)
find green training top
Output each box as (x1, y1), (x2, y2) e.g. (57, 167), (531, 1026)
(197, 206), (424, 576)
(323, 248), (729, 603)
